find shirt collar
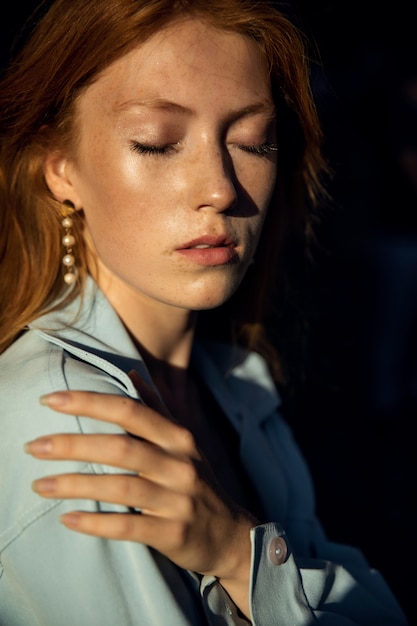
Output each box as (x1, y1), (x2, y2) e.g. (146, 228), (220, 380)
(30, 276), (280, 425)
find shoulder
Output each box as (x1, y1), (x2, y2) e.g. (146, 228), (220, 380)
(0, 329), (64, 398)
(0, 327), (121, 399)
(0, 327), (135, 550)
(0, 324), (141, 432)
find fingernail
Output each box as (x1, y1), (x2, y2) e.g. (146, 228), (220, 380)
(39, 392), (70, 407)
(24, 438), (52, 455)
(32, 477), (57, 494)
(59, 513), (81, 528)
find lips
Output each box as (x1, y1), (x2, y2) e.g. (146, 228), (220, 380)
(178, 235), (237, 250)
(176, 235), (238, 266)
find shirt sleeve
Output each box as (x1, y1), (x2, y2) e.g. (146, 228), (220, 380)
(199, 522), (408, 625)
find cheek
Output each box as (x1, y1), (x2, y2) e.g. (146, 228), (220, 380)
(74, 153), (156, 232)
(259, 163), (277, 207)
(74, 134), (149, 201)
(239, 156), (277, 205)
(246, 166), (276, 242)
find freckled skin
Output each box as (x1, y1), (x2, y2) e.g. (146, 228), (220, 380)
(56, 18), (277, 318)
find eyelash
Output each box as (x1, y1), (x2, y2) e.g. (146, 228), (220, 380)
(130, 142), (177, 156)
(130, 141), (278, 158)
(240, 143), (278, 157)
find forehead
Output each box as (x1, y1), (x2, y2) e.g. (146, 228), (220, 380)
(76, 17), (273, 116)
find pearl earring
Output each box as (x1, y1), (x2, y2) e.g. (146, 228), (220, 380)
(61, 200), (77, 285)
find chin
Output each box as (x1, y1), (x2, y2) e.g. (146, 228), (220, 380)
(173, 273), (244, 311)
(185, 287), (240, 311)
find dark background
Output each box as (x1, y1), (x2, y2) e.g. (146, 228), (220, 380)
(1, 2), (416, 623)
(281, 2), (417, 624)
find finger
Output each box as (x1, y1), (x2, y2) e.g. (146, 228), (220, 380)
(58, 510), (188, 552)
(31, 473), (188, 516)
(25, 433), (196, 488)
(57, 505), (251, 577)
(25, 433), (151, 472)
(39, 391), (197, 455)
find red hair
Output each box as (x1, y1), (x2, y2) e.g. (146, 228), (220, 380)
(0, 0), (327, 380)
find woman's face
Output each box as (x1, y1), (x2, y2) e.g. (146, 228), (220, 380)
(51, 17), (277, 313)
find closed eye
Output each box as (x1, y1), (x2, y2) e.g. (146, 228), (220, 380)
(238, 143), (279, 157)
(130, 141), (178, 156)
(130, 140), (278, 159)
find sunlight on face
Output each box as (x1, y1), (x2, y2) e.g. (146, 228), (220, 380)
(65, 17), (277, 315)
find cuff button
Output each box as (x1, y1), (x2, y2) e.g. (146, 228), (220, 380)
(268, 536), (288, 565)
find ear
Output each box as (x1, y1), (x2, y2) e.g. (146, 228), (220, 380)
(43, 151), (82, 209)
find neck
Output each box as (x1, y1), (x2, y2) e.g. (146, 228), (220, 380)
(99, 270), (197, 418)
(87, 242), (200, 418)
(89, 251), (197, 363)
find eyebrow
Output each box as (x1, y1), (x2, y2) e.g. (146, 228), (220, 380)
(113, 98), (276, 122)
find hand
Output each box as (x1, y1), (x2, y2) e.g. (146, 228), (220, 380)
(25, 372), (256, 614)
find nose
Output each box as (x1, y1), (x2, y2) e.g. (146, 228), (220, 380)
(187, 141), (238, 213)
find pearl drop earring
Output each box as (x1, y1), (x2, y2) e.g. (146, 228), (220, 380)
(61, 200), (77, 285)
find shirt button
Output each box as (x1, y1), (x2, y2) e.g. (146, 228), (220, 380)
(268, 536), (288, 565)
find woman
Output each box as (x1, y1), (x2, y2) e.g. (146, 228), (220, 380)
(0, 0), (407, 624)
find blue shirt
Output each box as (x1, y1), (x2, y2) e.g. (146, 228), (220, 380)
(0, 279), (408, 624)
